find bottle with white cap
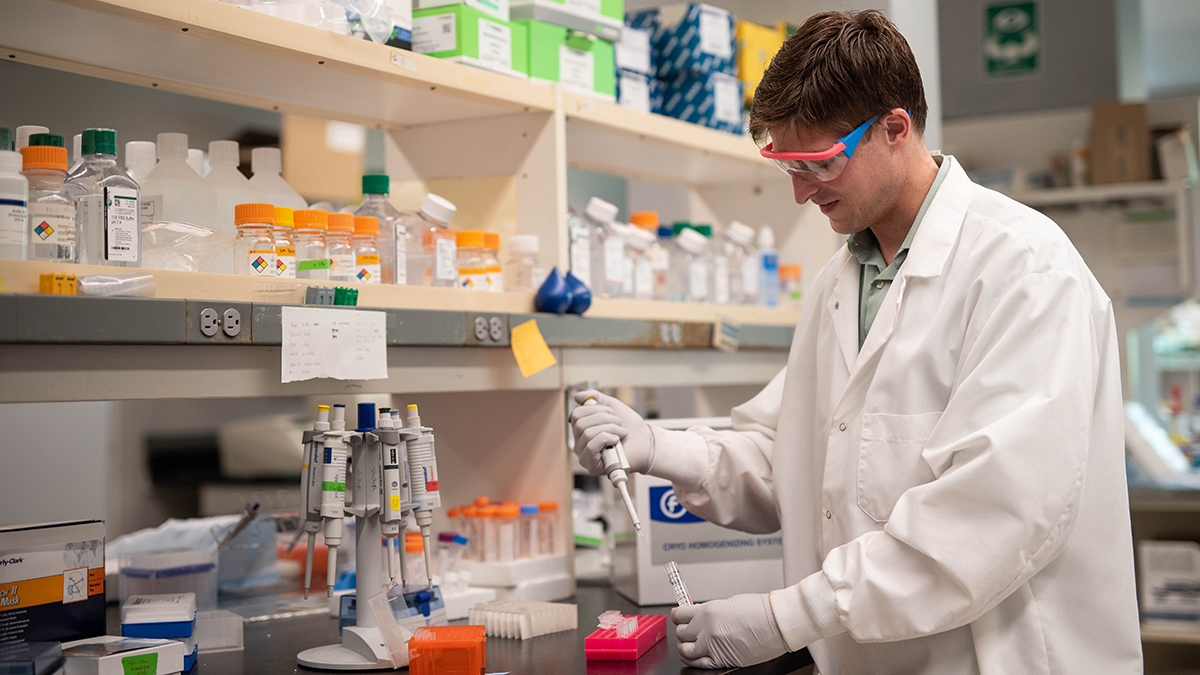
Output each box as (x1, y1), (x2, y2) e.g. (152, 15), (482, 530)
(124, 141), (157, 183)
(723, 220), (758, 305)
(14, 125), (49, 151)
(65, 128), (141, 267)
(249, 147), (306, 210)
(206, 141), (262, 248)
(0, 129), (29, 261)
(400, 193), (458, 287)
(757, 225), (779, 307)
(583, 196), (623, 298)
(505, 234), (543, 292)
(623, 224), (656, 300)
(670, 225), (710, 302)
(139, 132), (219, 267)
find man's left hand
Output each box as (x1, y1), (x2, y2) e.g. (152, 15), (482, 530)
(672, 593), (788, 669)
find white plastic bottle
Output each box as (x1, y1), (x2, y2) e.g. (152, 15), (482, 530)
(326, 213), (357, 282)
(695, 224), (729, 305)
(187, 149), (207, 177)
(124, 141), (157, 183)
(65, 128), (141, 267)
(249, 147), (306, 210)
(758, 225), (779, 307)
(354, 174), (403, 284)
(206, 140), (261, 256)
(672, 226), (709, 302)
(139, 132), (218, 268)
(724, 220), (758, 305)
(584, 197), (624, 298)
(22, 135), (75, 263)
(0, 146), (29, 261)
(625, 225), (656, 301)
(505, 234), (543, 292)
(401, 193), (457, 287)
(14, 126), (48, 151)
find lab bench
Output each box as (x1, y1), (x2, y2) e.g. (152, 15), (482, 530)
(105, 585), (814, 675)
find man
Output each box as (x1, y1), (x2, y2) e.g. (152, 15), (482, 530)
(570, 10), (1142, 675)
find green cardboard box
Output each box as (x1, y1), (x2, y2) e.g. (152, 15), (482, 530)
(509, 0), (623, 42)
(415, 0), (508, 22)
(413, 5), (529, 78)
(518, 19), (615, 99)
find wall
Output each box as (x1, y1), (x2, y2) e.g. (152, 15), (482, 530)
(939, 0), (1118, 119)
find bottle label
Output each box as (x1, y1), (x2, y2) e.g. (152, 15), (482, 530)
(569, 219), (591, 283)
(247, 249), (276, 276)
(356, 254), (381, 284)
(650, 247), (669, 271)
(634, 257), (654, 300)
(104, 187), (139, 262)
(741, 257), (759, 299)
(712, 256), (730, 305)
(689, 259), (709, 301)
(140, 195), (162, 224)
(435, 237), (457, 281)
(330, 253), (356, 280)
(486, 266), (504, 292)
(604, 235), (626, 284)
(621, 255), (634, 294)
(458, 268), (488, 290)
(28, 202), (73, 245)
(0, 197), (28, 247)
(275, 245), (296, 278)
(394, 224), (407, 285)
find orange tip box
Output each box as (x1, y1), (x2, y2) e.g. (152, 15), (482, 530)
(408, 625), (487, 675)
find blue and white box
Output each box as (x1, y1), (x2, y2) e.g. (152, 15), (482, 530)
(120, 594), (198, 671)
(625, 3), (735, 79)
(661, 71), (743, 134)
(615, 24), (653, 76)
(616, 71), (653, 113)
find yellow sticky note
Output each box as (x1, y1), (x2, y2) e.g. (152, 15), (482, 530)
(510, 319), (557, 378)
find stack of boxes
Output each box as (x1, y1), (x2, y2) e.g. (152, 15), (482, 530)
(734, 20), (786, 108)
(120, 594), (199, 672)
(412, 0), (529, 79)
(614, 23), (656, 112)
(626, 3), (742, 134)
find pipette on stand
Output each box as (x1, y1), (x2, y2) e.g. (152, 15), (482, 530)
(299, 405), (331, 599)
(583, 399), (642, 540)
(405, 404), (440, 590)
(321, 404), (350, 597)
(377, 408), (406, 585)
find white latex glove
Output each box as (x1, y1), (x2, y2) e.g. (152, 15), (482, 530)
(672, 593), (788, 670)
(569, 389), (653, 476)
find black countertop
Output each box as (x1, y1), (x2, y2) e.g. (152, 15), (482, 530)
(111, 585), (814, 675)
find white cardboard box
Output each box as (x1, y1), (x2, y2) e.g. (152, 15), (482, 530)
(61, 636), (184, 675)
(1139, 540), (1200, 624)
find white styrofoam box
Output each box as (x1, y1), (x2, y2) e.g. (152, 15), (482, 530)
(491, 573), (573, 602)
(1139, 540), (1200, 624)
(460, 554), (567, 587)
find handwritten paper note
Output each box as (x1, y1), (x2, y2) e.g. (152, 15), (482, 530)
(510, 319), (557, 378)
(281, 306), (388, 383)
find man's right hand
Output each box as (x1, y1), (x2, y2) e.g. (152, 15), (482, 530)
(569, 390), (654, 476)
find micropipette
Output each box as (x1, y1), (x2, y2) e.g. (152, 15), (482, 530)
(321, 404), (350, 597)
(664, 561), (692, 606)
(405, 404), (440, 590)
(583, 398), (642, 540)
(299, 405), (331, 599)
(378, 407), (406, 585)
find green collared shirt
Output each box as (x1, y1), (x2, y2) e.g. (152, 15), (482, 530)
(848, 155), (950, 348)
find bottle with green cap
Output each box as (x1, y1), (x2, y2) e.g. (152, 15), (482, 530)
(22, 133), (75, 263)
(353, 174), (403, 284)
(0, 129), (28, 261)
(65, 128), (141, 267)
(694, 223), (730, 305)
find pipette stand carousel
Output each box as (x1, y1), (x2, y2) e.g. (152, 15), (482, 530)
(298, 402), (442, 671)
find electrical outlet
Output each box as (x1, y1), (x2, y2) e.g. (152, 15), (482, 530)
(473, 316), (489, 342)
(200, 308), (219, 337)
(488, 316), (505, 342)
(222, 308), (242, 337)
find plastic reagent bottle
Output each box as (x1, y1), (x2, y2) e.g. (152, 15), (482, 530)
(402, 193), (457, 287)
(653, 223), (673, 301)
(584, 197), (623, 298)
(780, 264), (803, 310)
(352, 215), (381, 284)
(233, 203), (277, 277)
(139, 132), (218, 268)
(273, 206), (296, 278)
(673, 226), (709, 302)
(124, 141), (157, 183)
(22, 134), (75, 263)
(484, 232), (503, 291)
(293, 209), (329, 280)
(724, 220), (758, 305)
(14, 126), (48, 151)
(455, 229), (488, 291)
(630, 211), (668, 300)
(506, 234), (543, 292)
(695, 224), (729, 305)
(0, 145), (29, 261)
(70, 134), (82, 173)
(758, 225), (779, 307)
(65, 128), (141, 267)
(249, 147), (306, 211)
(326, 212), (356, 282)
(355, 174), (403, 284)
(624, 224), (656, 300)
(187, 149), (207, 177)
(206, 141), (262, 253)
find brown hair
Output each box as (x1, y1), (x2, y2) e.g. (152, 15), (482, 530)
(748, 10), (927, 143)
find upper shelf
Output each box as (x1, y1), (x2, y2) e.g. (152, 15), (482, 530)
(1012, 180), (1187, 208)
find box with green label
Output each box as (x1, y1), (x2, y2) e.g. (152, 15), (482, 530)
(416, 0), (508, 22)
(518, 19), (615, 100)
(509, 0), (623, 42)
(413, 5), (529, 79)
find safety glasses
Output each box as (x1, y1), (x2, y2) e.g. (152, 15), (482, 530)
(760, 109), (906, 182)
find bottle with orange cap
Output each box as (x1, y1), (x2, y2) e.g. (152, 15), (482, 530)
(293, 209), (330, 280)
(351, 216), (381, 284)
(327, 212), (357, 282)
(455, 229), (488, 291)
(233, 203), (276, 277)
(21, 133), (75, 263)
(780, 263), (803, 311)
(483, 232), (503, 291)
(272, 207), (296, 278)
(537, 501), (559, 556)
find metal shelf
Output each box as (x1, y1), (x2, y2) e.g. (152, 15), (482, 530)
(1142, 623), (1200, 645)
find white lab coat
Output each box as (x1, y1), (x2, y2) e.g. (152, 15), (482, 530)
(648, 156), (1142, 674)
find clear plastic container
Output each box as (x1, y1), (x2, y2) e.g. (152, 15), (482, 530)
(195, 610), (244, 653)
(780, 264), (803, 311)
(66, 128), (142, 267)
(21, 136), (75, 263)
(494, 504), (519, 564)
(437, 532), (467, 575)
(248, 147), (306, 211)
(352, 215), (381, 284)
(724, 220), (759, 305)
(293, 209), (329, 280)
(478, 505), (498, 563)
(536, 501), (558, 556)
(272, 206), (296, 279)
(483, 232), (503, 291)
(505, 234), (543, 292)
(124, 140), (157, 183)
(354, 175), (403, 284)
(77, 272), (155, 297)
(138, 132), (215, 269)
(406, 536), (426, 586)
(622, 224), (655, 301)
(518, 504), (539, 559)
(670, 226), (709, 303)
(584, 197), (624, 298)
(119, 547), (219, 611)
(206, 140), (262, 250)
(631, 212), (668, 301)
(455, 229), (487, 291)
(462, 506), (480, 562)
(694, 224), (728, 305)
(402, 194), (457, 287)
(233, 203), (276, 276)
(326, 213), (356, 282)
(0, 149), (28, 261)
(758, 225), (779, 307)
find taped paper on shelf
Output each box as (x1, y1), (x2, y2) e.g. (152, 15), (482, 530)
(281, 307), (388, 383)
(510, 319), (556, 377)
